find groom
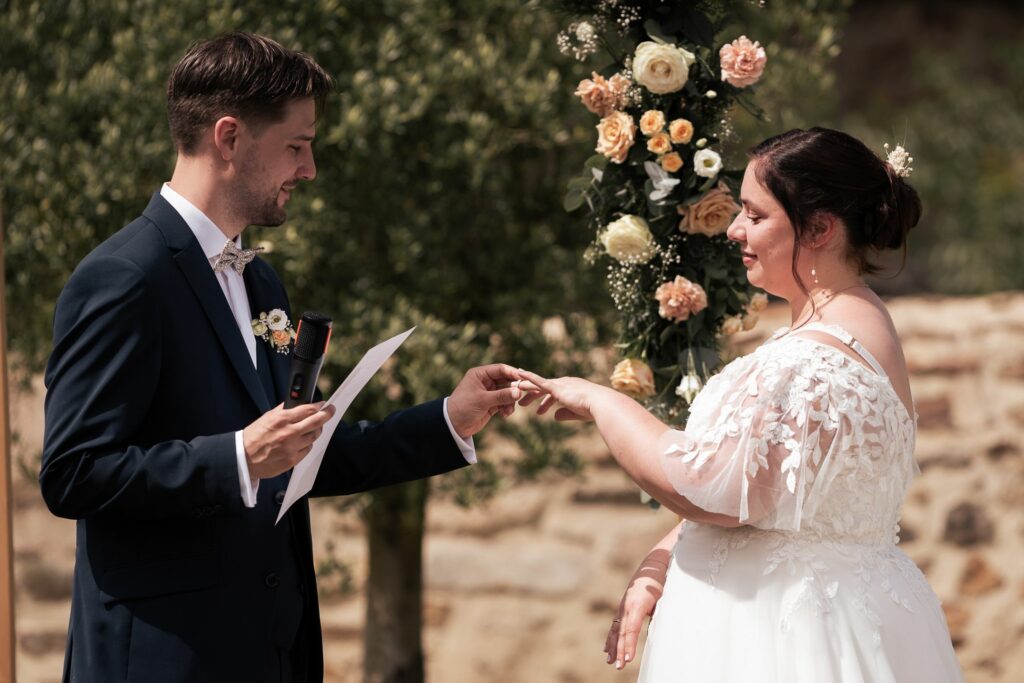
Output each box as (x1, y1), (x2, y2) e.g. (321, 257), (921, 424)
(41, 32), (521, 683)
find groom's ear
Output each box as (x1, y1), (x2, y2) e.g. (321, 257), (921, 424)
(213, 116), (243, 161)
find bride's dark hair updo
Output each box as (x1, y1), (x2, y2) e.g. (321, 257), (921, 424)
(749, 127), (922, 275)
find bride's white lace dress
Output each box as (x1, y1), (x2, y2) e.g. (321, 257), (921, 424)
(638, 323), (964, 682)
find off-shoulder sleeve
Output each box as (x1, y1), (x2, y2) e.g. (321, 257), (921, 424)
(658, 347), (864, 531)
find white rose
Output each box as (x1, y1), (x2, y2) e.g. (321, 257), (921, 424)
(601, 215), (656, 263)
(693, 149), (722, 178)
(632, 41), (696, 95)
(267, 308), (289, 331)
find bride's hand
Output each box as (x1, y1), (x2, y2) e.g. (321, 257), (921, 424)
(515, 369), (601, 422)
(604, 556), (668, 670)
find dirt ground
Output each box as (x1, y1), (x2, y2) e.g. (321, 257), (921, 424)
(9, 293), (1024, 682)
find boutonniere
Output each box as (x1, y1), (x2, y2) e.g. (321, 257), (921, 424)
(251, 308), (295, 354)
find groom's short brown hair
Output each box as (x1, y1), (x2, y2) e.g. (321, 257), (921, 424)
(167, 31), (334, 154)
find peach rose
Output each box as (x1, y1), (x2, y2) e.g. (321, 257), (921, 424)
(654, 276), (708, 322)
(721, 316), (743, 336)
(575, 72), (630, 117)
(748, 292), (768, 312)
(611, 359), (656, 400)
(668, 118), (694, 145)
(639, 110), (666, 136)
(271, 329), (292, 347)
(742, 313), (758, 331)
(647, 132), (672, 155)
(596, 111), (636, 163)
(677, 181), (741, 237)
(719, 36), (767, 88)
(660, 152), (684, 173)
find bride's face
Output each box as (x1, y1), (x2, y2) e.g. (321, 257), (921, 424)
(726, 160), (800, 299)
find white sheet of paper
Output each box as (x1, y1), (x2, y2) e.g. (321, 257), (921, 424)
(276, 327), (416, 524)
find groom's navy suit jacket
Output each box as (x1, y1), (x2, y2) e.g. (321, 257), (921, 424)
(41, 193), (468, 682)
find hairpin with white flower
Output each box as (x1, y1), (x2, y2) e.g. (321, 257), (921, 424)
(883, 142), (914, 178)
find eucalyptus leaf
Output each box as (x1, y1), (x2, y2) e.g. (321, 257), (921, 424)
(563, 189), (585, 212)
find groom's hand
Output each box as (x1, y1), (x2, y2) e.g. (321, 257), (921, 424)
(243, 402), (336, 480)
(447, 364), (523, 438)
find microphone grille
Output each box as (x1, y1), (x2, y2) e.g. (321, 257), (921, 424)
(294, 311), (332, 360)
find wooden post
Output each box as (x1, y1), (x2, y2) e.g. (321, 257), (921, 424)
(0, 193), (15, 683)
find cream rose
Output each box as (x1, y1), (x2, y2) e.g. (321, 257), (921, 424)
(639, 110), (666, 136)
(601, 215), (656, 263)
(596, 111), (636, 164)
(575, 72), (630, 117)
(252, 319), (269, 337)
(267, 308), (289, 331)
(632, 41), (696, 95)
(654, 276), (708, 322)
(719, 36), (767, 88)
(693, 148), (722, 178)
(647, 132), (672, 155)
(611, 359), (656, 400)
(677, 181), (740, 237)
(748, 292), (768, 312)
(668, 118), (694, 145)
(660, 152), (684, 173)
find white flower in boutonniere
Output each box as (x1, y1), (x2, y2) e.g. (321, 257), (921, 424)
(266, 309), (289, 331)
(252, 310), (295, 354)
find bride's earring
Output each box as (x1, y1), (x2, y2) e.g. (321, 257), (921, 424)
(811, 250), (819, 286)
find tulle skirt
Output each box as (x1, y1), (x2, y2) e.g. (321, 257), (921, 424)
(637, 523), (964, 683)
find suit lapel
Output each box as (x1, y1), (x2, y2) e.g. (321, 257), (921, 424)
(244, 260), (291, 404)
(143, 193), (271, 414)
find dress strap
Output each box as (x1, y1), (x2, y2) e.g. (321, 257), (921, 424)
(793, 322), (889, 379)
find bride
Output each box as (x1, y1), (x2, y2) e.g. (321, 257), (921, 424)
(518, 128), (965, 682)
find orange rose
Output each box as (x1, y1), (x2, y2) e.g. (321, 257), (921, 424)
(669, 118), (694, 145)
(647, 132), (672, 155)
(660, 152), (684, 173)
(639, 110), (666, 136)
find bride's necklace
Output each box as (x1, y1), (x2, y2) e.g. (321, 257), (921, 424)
(812, 282), (872, 308)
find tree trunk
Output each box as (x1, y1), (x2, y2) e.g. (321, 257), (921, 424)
(362, 479), (428, 683)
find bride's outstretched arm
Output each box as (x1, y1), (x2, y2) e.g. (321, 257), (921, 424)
(516, 371), (742, 526)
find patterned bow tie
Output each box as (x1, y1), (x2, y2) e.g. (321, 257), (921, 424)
(213, 240), (264, 275)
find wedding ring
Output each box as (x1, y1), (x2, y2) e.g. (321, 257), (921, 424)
(511, 380), (521, 389)
(611, 618), (621, 623)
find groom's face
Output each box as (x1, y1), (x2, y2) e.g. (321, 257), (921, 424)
(236, 97), (317, 227)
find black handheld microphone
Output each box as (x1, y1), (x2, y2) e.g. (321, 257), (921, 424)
(283, 311), (333, 408)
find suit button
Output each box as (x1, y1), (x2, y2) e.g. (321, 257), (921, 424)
(265, 573), (280, 588)
(274, 490), (286, 505)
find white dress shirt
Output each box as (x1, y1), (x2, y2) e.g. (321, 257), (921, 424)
(159, 184), (476, 508)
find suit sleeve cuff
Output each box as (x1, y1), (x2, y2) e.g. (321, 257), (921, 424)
(235, 430), (259, 507)
(442, 397), (477, 464)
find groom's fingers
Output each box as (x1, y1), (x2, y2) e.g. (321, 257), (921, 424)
(516, 369), (550, 389)
(477, 363), (520, 390)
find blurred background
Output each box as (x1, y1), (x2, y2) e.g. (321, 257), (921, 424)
(2, 1), (1022, 681)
